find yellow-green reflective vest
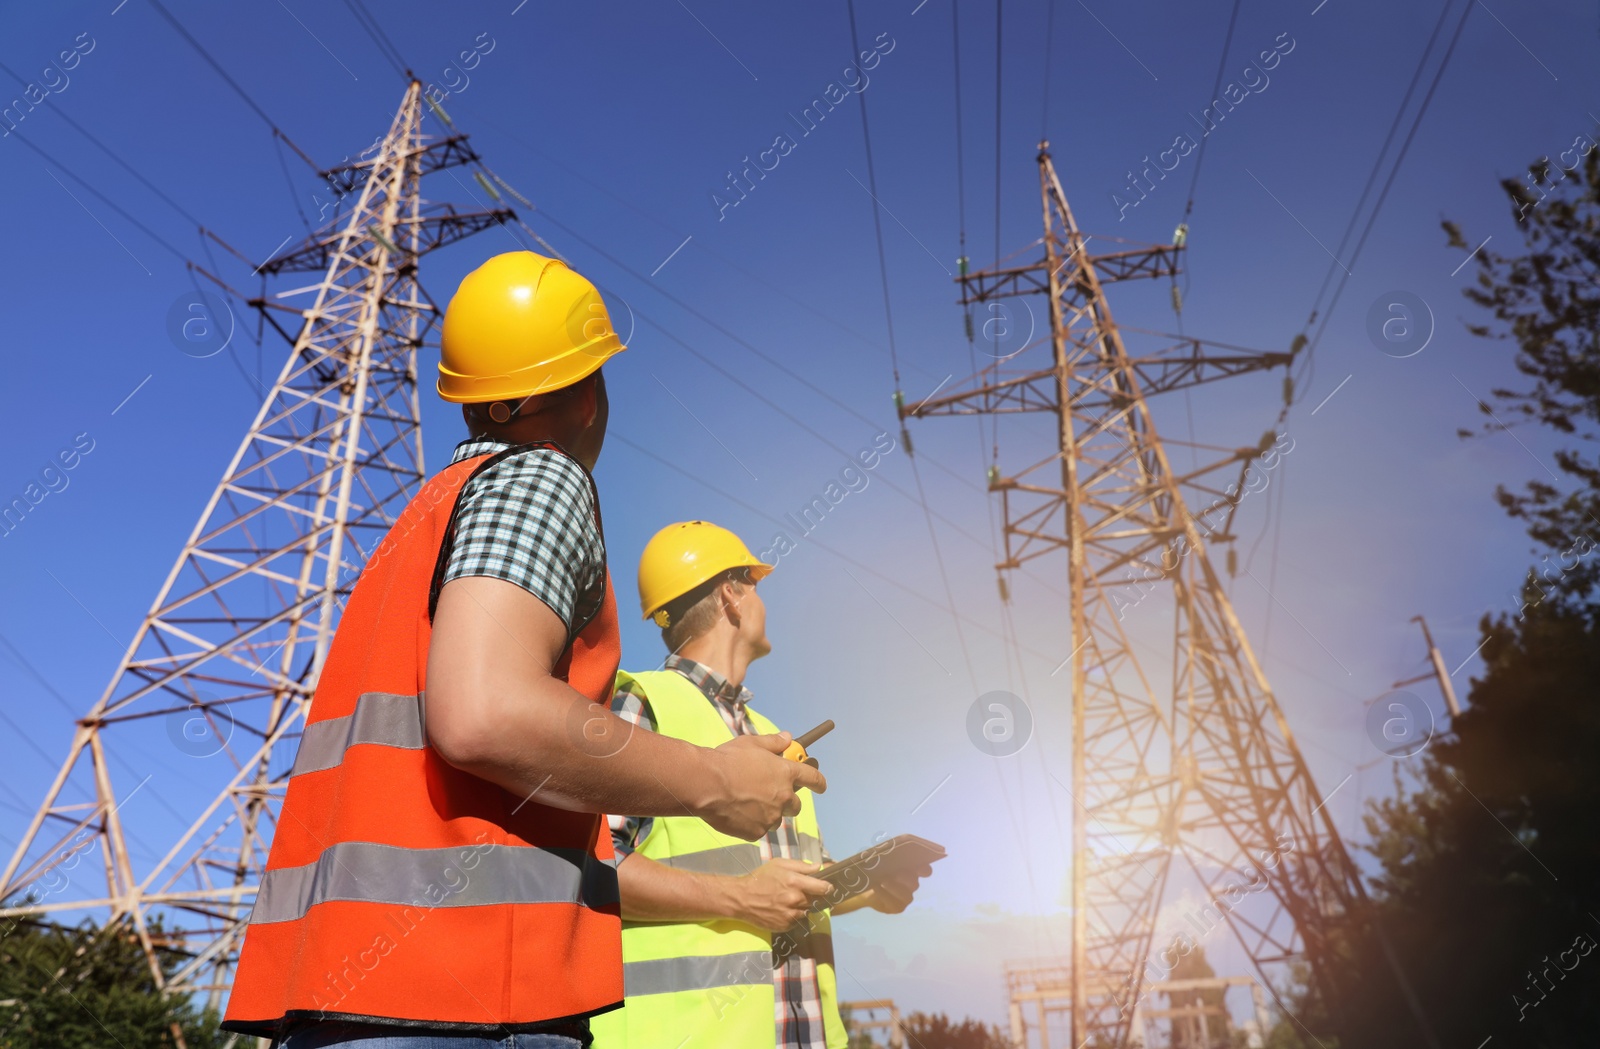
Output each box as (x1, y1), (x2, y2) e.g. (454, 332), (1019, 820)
(590, 669), (847, 1049)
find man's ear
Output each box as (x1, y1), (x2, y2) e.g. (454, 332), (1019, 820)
(720, 581), (744, 625)
(570, 373), (600, 427)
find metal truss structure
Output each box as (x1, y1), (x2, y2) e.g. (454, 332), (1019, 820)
(902, 143), (1373, 1047)
(0, 82), (509, 1019)
(841, 998), (907, 1049)
(1005, 959), (1270, 1049)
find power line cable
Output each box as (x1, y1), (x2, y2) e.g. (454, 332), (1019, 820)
(465, 150), (1079, 606)
(604, 432), (1063, 664)
(1178, 0), (1243, 225)
(1288, 0), (1470, 403)
(951, 0), (1005, 572)
(1172, 0), (1242, 322)
(1296, 0), (1454, 342)
(846, 0), (904, 391)
(8, 132), (191, 265)
(851, 0), (1055, 951)
(0, 62), (207, 231)
(847, 0), (979, 689)
(342, 0), (410, 79)
(449, 101), (903, 360)
(1301, 0), (1473, 367)
(144, 0), (318, 173)
(525, 215), (1053, 572)
(993, 0), (1004, 288)
(953, 0), (969, 255)
(274, 135), (316, 235)
(1039, 0), (1056, 140)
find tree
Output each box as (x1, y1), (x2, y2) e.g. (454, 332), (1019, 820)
(902, 1012), (1010, 1049)
(1283, 139), (1600, 1049)
(1445, 139), (1600, 610)
(0, 913), (223, 1049)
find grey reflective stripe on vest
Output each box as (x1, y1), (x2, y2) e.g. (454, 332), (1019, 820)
(657, 843), (762, 876)
(250, 841), (619, 925)
(623, 951), (774, 996)
(291, 692), (426, 777)
(798, 832), (824, 865)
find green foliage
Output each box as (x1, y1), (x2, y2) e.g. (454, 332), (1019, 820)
(902, 1011), (1010, 1049)
(1444, 144), (1600, 608)
(1289, 143), (1600, 1048)
(0, 914), (224, 1049)
(1329, 601), (1600, 1048)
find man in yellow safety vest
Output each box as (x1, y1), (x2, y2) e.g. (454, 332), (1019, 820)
(590, 521), (931, 1049)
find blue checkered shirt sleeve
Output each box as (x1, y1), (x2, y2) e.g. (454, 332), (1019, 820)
(438, 444), (605, 633)
(607, 680), (657, 857)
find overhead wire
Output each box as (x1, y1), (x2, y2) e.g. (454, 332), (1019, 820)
(992, 0), (1003, 306)
(144, 0), (318, 171)
(605, 431), (1065, 665)
(1287, 0), (1472, 405)
(1020, 0), (1074, 898)
(1, 87), (275, 396)
(1300, 0), (1473, 370)
(444, 100), (913, 365)
(143, 0), (334, 236)
(7, 131), (192, 266)
(1292, 0), (1455, 353)
(520, 202), (1060, 591)
(953, 0), (970, 264)
(1038, 0), (1056, 141)
(342, 0), (410, 79)
(1250, 0), (1472, 652)
(846, 0), (979, 686)
(846, 0), (904, 393)
(862, 0), (1054, 959)
(951, 1), (1006, 555)
(274, 136), (317, 236)
(838, 6), (985, 738)
(1171, 0), (1243, 327)
(1177, 0), (1243, 228)
(0, 63), (208, 231)
(950, 0), (1001, 502)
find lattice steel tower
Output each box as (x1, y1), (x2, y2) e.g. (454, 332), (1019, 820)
(902, 144), (1389, 1048)
(0, 82), (509, 1013)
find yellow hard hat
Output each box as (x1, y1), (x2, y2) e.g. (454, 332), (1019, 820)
(437, 250), (626, 404)
(638, 521), (773, 626)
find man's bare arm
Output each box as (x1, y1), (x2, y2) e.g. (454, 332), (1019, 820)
(425, 576), (824, 840)
(616, 852), (831, 932)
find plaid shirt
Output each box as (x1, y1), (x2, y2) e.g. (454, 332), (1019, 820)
(609, 656), (834, 1049)
(439, 438), (605, 634)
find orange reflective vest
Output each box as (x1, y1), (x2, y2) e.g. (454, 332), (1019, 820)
(223, 444), (623, 1038)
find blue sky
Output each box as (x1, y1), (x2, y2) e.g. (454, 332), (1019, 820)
(2, 0), (1598, 1034)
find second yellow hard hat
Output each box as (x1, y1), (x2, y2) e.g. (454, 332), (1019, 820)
(437, 251), (626, 404)
(638, 521), (773, 626)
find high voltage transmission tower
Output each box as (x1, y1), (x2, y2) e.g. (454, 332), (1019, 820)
(901, 143), (1415, 1048)
(0, 82), (509, 1014)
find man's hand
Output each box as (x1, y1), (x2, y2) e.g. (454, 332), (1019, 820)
(698, 732), (827, 841)
(831, 861), (934, 916)
(867, 863), (933, 913)
(730, 859), (833, 932)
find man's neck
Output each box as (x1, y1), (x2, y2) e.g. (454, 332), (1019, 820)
(676, 631), (750, 691)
